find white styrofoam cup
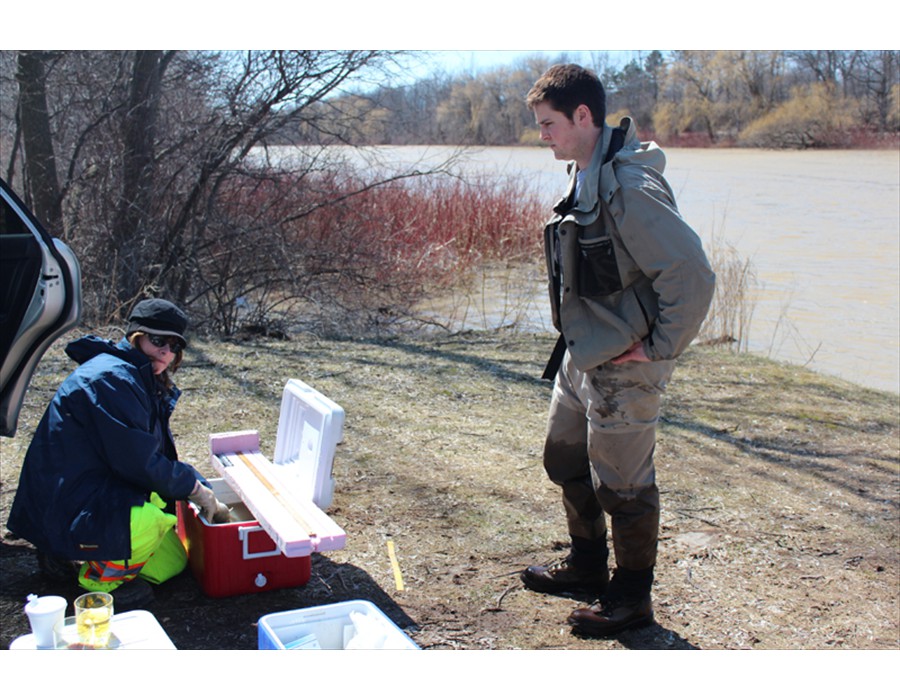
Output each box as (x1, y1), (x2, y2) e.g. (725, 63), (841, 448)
(24, 595), (67, 649)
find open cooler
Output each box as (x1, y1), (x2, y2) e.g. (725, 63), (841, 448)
(177, 379), (346, 597)
(258, 600), (419, 650)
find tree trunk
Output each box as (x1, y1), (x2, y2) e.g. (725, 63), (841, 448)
(15, 51), (63, 234)
(111, 50), (169, 308)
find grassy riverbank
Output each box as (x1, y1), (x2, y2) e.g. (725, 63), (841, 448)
(1, 327), (897, 651)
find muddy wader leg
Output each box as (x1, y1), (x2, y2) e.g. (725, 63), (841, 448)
(521, 354), (612, 596)
(544, 358), (610, 570)
(566, 358), (673, 635)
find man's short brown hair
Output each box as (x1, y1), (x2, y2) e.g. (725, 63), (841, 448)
(526, 63), (606, 128)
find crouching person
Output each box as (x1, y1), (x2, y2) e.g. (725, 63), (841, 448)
(7, 299), (230, 608)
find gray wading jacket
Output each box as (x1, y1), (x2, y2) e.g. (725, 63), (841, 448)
(544, 117), (716, 370)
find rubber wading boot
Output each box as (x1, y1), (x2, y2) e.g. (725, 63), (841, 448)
(567, 567), (655, 636)
(37, 551), (77, 582)
(110, 578), (155, 611)
(567, 593), (653, 637)
(521, 555), (610, 596)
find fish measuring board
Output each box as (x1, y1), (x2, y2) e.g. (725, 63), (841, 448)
(213, 447), (346, 558)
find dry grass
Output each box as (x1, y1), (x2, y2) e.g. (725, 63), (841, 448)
(698, 232), (757, 352)
(1, 327), (898, 654)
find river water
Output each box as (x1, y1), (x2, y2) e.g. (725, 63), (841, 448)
(663, 147), (899, 396)
(262, 145), (900, 395)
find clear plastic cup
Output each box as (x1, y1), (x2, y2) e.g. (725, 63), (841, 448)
(24, 594), (67, 649)
(74, 592), (114, 648)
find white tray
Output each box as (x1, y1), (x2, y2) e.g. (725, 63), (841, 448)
(9, 609), (176, 650)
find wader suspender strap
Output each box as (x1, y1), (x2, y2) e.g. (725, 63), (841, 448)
(541, 126), (626, 381)
(541, 333), (568, 380)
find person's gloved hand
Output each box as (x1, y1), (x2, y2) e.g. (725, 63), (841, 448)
(189, 482), (232, 523)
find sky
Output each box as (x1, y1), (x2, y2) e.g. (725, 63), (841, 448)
(7, 2), (889, 50)
(424, 50), (635, 74)
(413, 50), (642, 80)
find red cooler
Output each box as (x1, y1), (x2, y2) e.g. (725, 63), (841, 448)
(177, 379), (346, 597)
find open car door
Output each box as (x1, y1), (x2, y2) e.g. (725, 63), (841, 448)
(1, 177), (82, 437)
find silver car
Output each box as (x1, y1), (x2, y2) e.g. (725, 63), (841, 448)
(1, 177), (82, 437)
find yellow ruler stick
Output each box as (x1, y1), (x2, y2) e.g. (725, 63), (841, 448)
(233, 451), (317, 538)
(387, 540), (405, 591)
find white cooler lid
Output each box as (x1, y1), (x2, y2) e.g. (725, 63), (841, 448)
(208, 379), (346, 558)
(274, 378), (344, 509)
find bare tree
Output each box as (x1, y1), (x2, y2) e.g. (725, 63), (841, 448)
(854, 50), (899, 130)
(14, 51), (63, 233)
(111, 51), (173, 306)
(4, 50), (475, 333)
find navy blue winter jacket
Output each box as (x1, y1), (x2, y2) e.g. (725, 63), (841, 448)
(6, 335), (202, 560)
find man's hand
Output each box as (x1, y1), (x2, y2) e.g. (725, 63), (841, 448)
(611, 341), (650, 365)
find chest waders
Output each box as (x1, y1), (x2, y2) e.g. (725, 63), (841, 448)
(541, 126), (626, 381)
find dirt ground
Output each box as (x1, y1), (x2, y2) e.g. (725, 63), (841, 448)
(1, 329), (898, 657)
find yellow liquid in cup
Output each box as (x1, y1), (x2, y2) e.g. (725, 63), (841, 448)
(76, 606), (111, 646)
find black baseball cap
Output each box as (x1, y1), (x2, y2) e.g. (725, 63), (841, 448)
(126, 299), (189, 345)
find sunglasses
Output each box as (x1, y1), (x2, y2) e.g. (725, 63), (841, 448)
(147, 334), (186, 354)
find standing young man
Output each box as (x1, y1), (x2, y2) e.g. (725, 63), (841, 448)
(522, 64), (715, 636)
